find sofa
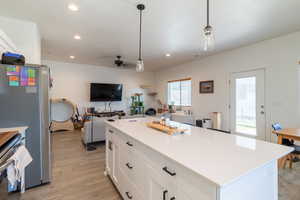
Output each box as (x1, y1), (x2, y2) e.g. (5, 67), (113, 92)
(81, 116), (119, 144)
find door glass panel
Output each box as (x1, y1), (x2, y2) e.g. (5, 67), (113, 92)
(235, 77), (256, 136)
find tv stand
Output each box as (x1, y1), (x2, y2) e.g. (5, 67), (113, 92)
(88, 110), (126, 118)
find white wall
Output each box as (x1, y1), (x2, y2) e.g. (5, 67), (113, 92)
(155, 31), (300, 142)
(0, 16), (41, 64)
(43, 60), (156, 114)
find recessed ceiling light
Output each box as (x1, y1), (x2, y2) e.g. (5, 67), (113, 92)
(70, 56), (75, 59)
(74, 35), (81, 40)
(165, 53), (171, 57)
(68, 3), (79, 11)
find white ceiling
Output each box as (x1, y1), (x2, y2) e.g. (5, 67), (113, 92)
(0, 0), (300, 71)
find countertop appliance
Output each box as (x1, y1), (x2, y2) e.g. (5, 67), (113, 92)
(0, 64), (51, 188)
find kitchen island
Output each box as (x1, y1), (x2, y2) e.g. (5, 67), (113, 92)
(105, 118), (293, 200)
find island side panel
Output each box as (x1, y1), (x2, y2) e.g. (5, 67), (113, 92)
(217, 160), (278, 200)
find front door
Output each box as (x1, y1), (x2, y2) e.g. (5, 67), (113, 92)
(230, 69), (266, 140)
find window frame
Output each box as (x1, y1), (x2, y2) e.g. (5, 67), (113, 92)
(167, 78), (192, 107)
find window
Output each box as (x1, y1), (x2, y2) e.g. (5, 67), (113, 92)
(168, 78), (191, 106)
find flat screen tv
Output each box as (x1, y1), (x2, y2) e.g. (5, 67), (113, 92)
(90, 83), (123, 102)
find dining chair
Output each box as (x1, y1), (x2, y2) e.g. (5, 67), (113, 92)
(272, 123), (300, 168)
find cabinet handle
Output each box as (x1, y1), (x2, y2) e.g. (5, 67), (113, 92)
(163, 190), (168, 200)
(125, 192), (133, 199)
(162, 167), (176, 176)
(126, 162), (133, 169)
(108, 141), (113, 151)
(126, 141), (133, 147)
(170, 197), (176, 200)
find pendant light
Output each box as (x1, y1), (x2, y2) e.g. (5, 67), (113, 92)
(136, 4), (145, 72)
(203, 0), (215, 51)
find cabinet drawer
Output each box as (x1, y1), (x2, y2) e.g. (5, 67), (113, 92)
(106, 127), (116, 135)
(118, 131), (138, 154)
(119, 169), (144, 200)
(140, 144), (179, 184)
(119, 141), (147, 193)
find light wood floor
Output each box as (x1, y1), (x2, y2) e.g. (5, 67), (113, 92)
(279, 160), (300, 200)
(1, 130), (122, 200)
(1, 130), (299, 200)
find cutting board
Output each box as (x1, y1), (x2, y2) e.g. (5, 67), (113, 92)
(146, 122), (187, 135)
(0, 131), (18, 148)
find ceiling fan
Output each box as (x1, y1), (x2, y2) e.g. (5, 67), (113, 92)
(97, 55), (136, 69)
(114, 55), (135, 68)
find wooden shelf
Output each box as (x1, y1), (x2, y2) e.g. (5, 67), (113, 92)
(140, 85), (152, 89)
(148, 92), (157, 96)
(140, 85), (157, 96)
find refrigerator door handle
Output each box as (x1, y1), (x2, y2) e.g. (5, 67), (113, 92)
(39, 67), (51, 183)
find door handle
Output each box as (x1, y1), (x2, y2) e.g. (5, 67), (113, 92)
(163, 190), (168, 200)
(126, 141), (133, 147)
(109, 130), (114, 134)
(170, 197), (176, 200)
(260, 111), (265, 114)
(162, 167), (176, 176)
(125, 192), (133, 199)
(126, 162), (133, 169)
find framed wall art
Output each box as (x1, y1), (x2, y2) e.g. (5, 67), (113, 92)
(200, 80), (214, 93)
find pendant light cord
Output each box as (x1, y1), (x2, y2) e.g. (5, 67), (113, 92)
(139, 9), (142, 60)
(207, 0), (210, 26)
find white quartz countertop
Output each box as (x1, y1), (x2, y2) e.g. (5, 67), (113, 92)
(0, 126), (28, 134)
(105, 118), (293, 187)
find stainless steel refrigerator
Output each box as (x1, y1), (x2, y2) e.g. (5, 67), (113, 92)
(0, 64), (51, 188)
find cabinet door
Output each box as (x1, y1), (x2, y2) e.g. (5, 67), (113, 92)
(112, 138), (120, 185)
(106, 130), (113, 175)
(146, 165), (176, 200)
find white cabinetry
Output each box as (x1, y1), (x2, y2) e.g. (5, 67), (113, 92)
(105, 125), (217, 200)
(104, 118), (292, 200)
(105, 123), (279, 200)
